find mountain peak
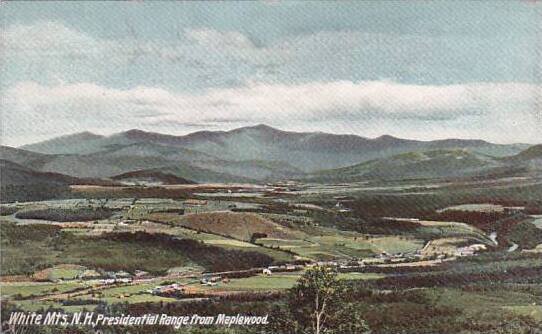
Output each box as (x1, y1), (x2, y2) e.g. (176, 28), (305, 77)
(375, 134), (401, 142)
(121, 129), (152, 136)
(508, 144), (542, 161)
(233, 124), (282, 133)
(117, 129), (172, 141)
(123, 129), (147, 134)
(59, 131), (103, 140)
(250, 124), (277, 130)
(20, 131), (105, 154)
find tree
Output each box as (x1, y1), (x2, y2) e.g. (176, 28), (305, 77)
(286, 266), (369, 334)
(290, 266), (341, 334)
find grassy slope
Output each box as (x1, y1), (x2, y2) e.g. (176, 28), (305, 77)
(148, 212), (305, 241)
(0, 222), (284, 275)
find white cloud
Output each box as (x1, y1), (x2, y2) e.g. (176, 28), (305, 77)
(185, 28), (257, 49)
(2, 80), (541, 145)
(1, 22), (128, 86)
(2, 22), (101, 53)
(0, 22), (282, 89)
(1, 22), (540, 145)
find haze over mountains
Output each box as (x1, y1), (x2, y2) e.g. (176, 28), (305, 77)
(1, 125), (540, 186)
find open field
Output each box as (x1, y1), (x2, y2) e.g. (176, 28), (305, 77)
(1, 281), (86, 299)
(0, 220), (285, 276)
(32, 265), (87, 281)
(148, 211), (305, 241)
(206, 273), (301, 291)
(504, 306), (542, 321)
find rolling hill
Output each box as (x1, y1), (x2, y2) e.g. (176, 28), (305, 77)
(6, 134), (305, 182)
(110, 165), (256, 184)
(111, 170), (196, 185)
(20, 132), (107, 155)
(502, 144), (542, 164)
(309, 144), (542, 182)
(308, 149), (507, 182)
(0, 159), (114, 202)
(148, 211), (306, 242)
(0, 145), (53, 166)
(0, 159), (79, 187)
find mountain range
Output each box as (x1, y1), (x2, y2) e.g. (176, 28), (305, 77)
(1, 125), (540, 186)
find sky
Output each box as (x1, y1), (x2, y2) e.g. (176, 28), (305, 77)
(1, 1), (541, 146)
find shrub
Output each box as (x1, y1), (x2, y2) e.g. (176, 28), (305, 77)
(15, 207), (115, 222)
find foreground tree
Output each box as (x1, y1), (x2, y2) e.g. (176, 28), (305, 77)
(282, 266), (369, 334)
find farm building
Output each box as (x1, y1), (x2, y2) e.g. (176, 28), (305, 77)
(201, 274), (221, 285)
(115, 271), (132, 279)
(134, 270), (151, 280)
(185, 199), (208, 206)
(102, 271), (133, 283)
(504, 206), (525, 214)
(77, 270), (103, 280)
(149, 283), (184, 296)
(455, 244), (487, 257)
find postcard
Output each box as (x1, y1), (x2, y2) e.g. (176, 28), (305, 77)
(1, 2), (541, 333)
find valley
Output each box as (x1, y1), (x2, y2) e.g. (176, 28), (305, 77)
(1, 126), (541, 333)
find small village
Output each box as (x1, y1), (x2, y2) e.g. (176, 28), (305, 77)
(37, 238), (491, 302)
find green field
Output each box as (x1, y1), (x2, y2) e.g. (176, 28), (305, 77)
(0, 221), (290, 275)
(202, 272), (384, 292)
(257, 234), (424, 260)
(211, 274), (301, 291)
(1, 281), (85, 298)
(504, 306), (542, 321)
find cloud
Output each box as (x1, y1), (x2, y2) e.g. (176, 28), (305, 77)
(1, 21), (540, 145)
(185, 28), (257, 49)
(0, 22), (283, 90)
(3, 80), (541, 145)
(2, 21), (537, 92)
(2, 22), (101, 54)
(1, 22), (130, 87)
